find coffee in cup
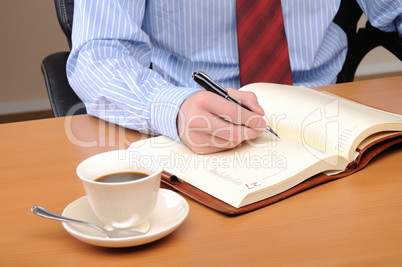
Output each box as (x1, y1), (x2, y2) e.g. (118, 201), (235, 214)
(76, 150), (162, 231)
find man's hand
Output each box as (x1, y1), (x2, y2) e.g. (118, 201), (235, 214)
(177, 88), (267, 154)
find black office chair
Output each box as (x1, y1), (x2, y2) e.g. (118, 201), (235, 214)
(334, 0), (402, 83)
(41, 0), (402, 117)
(41, 0), (85, 117)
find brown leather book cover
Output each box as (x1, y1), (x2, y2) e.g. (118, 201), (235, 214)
(160, 133), (402, 215)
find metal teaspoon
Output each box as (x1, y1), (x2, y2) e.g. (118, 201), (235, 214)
(31, 205), (145, 239)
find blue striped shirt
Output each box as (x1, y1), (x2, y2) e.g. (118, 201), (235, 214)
(67, 0), (402, 141)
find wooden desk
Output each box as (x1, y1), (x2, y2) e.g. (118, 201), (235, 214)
(1, 77), (401, 266)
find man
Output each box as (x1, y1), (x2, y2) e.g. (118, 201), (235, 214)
(67, 0), (401, 154)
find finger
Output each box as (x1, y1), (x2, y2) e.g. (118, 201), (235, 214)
(226, 88), (265, 116)
(208, 116), (264, 142)
(181, 131), (241, 154)
(207, 96), (267, 131)
(183, 90), (265, 130)
(184, 110), (263, 142)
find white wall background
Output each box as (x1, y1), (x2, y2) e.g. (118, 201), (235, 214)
(0, 1), (68, 114)
(0, 2), (400, 115)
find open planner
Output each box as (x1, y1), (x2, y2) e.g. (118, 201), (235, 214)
(128, 83), (402, 215)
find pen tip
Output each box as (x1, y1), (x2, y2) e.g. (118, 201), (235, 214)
(271, 131), (280, 139)
(266, 127), (280, 138)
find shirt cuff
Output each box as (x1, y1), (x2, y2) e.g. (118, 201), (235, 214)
(150, 86), (202, 141)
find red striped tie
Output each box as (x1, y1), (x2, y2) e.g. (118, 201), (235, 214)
(236, 0), (293, 86)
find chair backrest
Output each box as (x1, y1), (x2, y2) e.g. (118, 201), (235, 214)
(54, 0), (74, 49)
(333, 0), (363, 38)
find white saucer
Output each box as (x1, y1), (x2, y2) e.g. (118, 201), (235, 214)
(62, 189), (189, 248)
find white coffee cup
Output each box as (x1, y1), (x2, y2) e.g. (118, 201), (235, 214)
(76, 150), (162, 230)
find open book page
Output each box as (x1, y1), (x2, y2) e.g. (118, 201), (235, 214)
(241, 83), (402, 161)
(357, 132), (401, 150)
(128, 134), (347, 208)
(128, 84), (402, 208)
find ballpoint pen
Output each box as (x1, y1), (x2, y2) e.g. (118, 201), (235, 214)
(192, 71), (279, 138)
